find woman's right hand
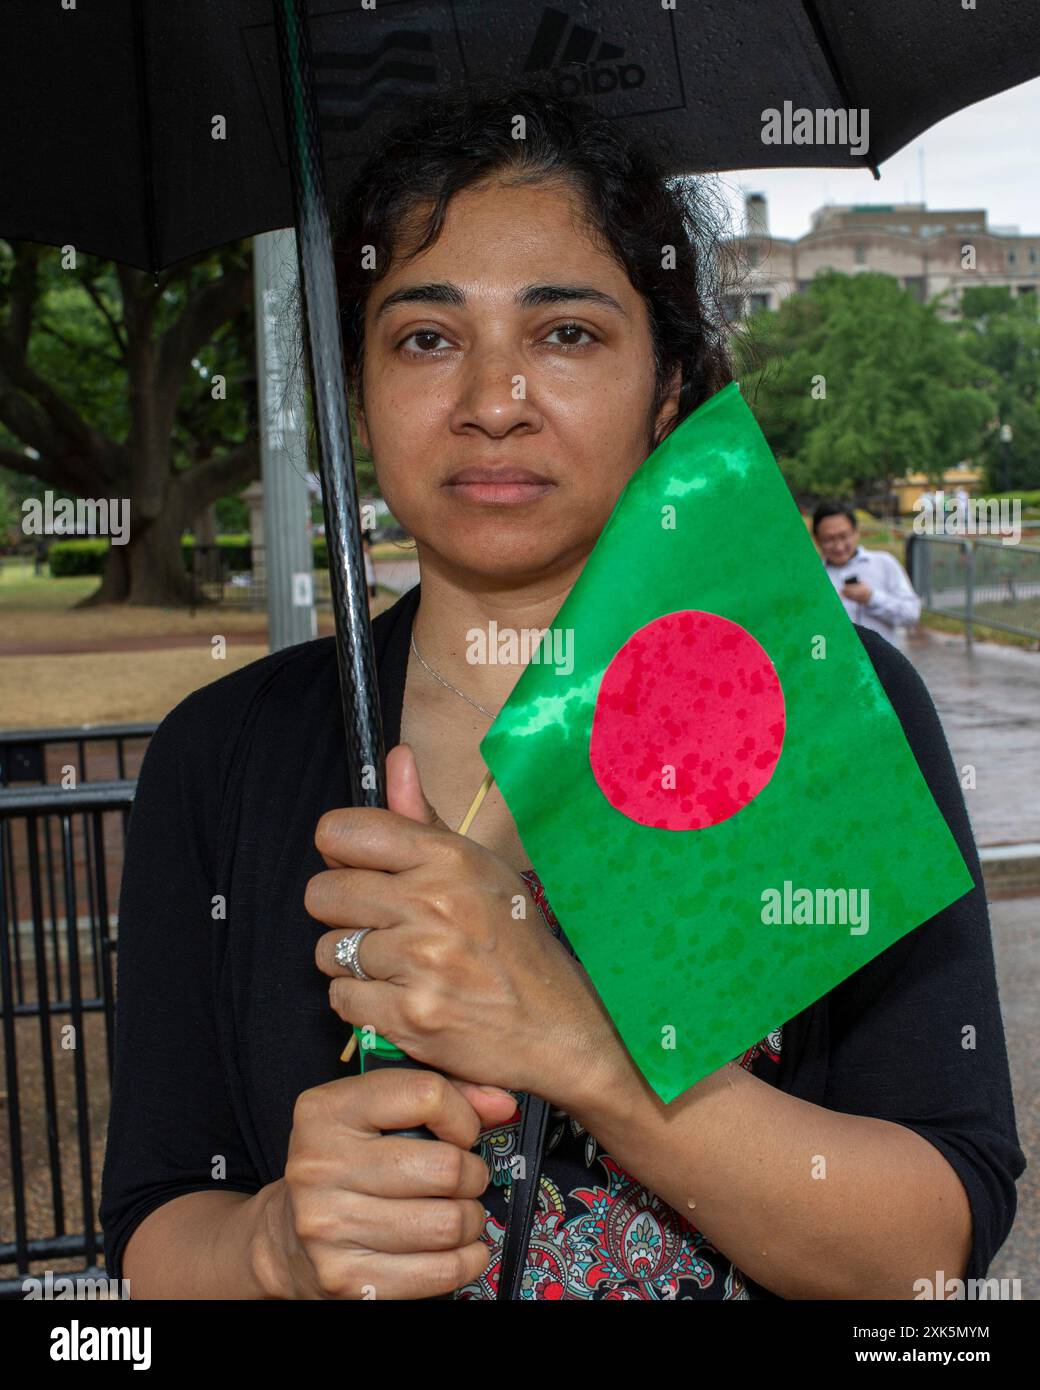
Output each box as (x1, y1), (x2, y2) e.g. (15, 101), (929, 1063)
(251, 1066), (519, 1300)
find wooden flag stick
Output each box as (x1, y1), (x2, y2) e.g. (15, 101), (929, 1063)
(456, 767), (496, 836)
(339, 767), (498, 1063)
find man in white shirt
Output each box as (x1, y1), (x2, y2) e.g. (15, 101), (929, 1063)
(812, 502), (922, 648)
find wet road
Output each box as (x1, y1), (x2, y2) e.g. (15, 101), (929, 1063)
(904, 628), (1039, 848)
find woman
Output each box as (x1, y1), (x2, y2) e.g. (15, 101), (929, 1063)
(99, 77), (1024, 1300)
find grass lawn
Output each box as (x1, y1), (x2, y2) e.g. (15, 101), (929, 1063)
(920, 605), (1040, 650)
(0, 561), (99, 609)
(972, 597), (1040, 633)
(0, 645), (272, 728)
(0, 561), (400, 729)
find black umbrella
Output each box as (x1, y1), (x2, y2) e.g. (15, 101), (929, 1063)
(6, 0), (1040, 271)
(3, 0), (1038, 1294)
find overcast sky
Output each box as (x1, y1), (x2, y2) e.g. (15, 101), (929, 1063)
(713, 75), (1040, 242)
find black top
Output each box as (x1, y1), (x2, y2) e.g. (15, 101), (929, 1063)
(99, 583), (1026, 1298)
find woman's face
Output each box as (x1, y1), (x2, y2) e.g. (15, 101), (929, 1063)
(356, 177), (681, 583)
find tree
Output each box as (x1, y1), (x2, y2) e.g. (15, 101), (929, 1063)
(735, 271), (995, 500)
(0, 239), (259, 603)
(0, 470), (16, 542)
(958, 287), (1040, 491)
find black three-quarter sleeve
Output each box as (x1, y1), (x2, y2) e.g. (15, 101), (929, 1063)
(822, 626), (1026, 1285)
(99, 683), (264, 1285)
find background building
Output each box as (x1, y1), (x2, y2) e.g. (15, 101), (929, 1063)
(725, 193), (1040, 321)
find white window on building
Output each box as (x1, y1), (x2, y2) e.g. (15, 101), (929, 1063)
(1008, 249), (1018, 266)
(854, 242), (867, 265)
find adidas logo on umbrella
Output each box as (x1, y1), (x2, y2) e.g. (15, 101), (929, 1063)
(523, 6), (646, 96)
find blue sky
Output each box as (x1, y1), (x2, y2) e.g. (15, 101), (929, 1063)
(714, 75), (1040, 242)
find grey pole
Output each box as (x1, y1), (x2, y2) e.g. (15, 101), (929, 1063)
(253, 228), (316, 651)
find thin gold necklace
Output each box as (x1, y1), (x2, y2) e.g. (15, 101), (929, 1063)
(407, 627), (499, 835)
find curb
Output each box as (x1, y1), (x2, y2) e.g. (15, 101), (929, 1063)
(979, 844), (1040, 898)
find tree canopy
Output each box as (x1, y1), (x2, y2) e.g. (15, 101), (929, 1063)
(0, 238), (258, 602)
(957, 286), (1040, 490)
(734, 270), (1001, 500)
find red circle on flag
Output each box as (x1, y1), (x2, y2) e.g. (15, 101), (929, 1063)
(589, 610), (785, 830)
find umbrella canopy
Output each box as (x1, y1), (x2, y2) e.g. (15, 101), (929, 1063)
(3, 0), (1040, 274)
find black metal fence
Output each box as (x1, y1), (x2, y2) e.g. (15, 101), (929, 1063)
(188, 543), (336, 612)
(0, 725), (155, 1298)
(907, 533), (1040, 646)
(0, 722), (155, 789)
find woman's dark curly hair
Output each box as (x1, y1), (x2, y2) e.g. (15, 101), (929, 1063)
(328, 72), (734, 446)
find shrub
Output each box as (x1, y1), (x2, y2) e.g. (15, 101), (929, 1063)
(48, 539), (108, 576)
(974, 489), (1040, 516)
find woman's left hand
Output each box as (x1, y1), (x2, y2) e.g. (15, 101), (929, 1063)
(306, 743), (626, 1113)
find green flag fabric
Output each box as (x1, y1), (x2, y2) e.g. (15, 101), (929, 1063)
(479, 380), (974, 1105)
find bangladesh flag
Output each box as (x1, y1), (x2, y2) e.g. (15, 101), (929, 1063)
(479, 380), (974, 1104)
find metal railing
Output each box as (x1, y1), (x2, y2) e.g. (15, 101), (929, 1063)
(0, 723), (156, 788)
(906, 533), (1040, 647)
(0, 725), (154, 1297)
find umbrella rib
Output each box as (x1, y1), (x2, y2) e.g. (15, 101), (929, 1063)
(798, 0), (881, 180)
